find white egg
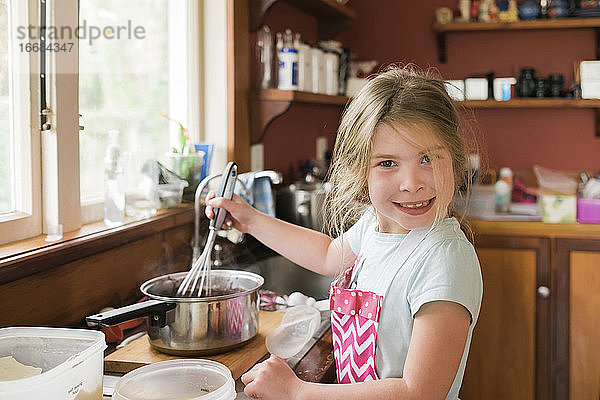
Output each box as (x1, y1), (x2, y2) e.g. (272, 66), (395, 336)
(287, 292), (308, 306)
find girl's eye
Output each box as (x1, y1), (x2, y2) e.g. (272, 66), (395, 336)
(421, 153), (441, 164)
(378, 160), (396, 168)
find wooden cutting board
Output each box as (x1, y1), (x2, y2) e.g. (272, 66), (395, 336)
(104, 311), (283, 379)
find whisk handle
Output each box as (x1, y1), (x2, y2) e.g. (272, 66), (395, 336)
(211, 161), (238, 230)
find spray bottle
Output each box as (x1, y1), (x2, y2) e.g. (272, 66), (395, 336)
(104, 129), (126, 226)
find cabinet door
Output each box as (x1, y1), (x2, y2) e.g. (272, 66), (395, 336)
(556, 239), (600, 400)
(461, 236), (551, 400)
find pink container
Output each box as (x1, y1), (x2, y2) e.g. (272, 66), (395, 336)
(577, 198), (600, 224)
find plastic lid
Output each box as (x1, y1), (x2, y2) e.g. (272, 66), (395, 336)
(112, 359), (235, 400)
(266, 305), (320, 359)
(533, 165), (577, 194)
(499, 167), (513, 177)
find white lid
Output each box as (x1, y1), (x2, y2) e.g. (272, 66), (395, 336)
(112, 359), (235, 400)
(499, 167), (513, 178)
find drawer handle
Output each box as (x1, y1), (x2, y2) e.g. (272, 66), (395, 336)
(537, 286), (550, 298)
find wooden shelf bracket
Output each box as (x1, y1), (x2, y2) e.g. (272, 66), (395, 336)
(249, 98), (293, 144)
(249, 0), (357, 39)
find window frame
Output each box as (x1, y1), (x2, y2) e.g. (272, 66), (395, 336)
(0, 0), (42, 245)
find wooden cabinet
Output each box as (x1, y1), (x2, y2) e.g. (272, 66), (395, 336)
(463, 221), (600, 399)
(555, 238), (600, 400)
(461, 235), (551, 400)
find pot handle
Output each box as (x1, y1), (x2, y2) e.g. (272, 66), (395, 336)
(86, 300), (177, 328)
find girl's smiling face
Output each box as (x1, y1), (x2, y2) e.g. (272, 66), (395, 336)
(367, 123), (455, 233)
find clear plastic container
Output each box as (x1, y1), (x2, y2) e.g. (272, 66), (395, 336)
(112, 359), (236, 400)
(266, 305), (321, 359)
(0, 327), (106, 400)
(533, 165), (578, 195)
(157, 181), (188, 208)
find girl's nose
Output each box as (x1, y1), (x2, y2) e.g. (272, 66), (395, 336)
(398, 167), (425, 192)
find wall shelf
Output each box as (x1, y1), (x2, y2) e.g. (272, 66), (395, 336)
(249, 89), (348, 144)
(249, 0), (357, 39)
(461, 98), (600, 136)
(462, 98), (600, 108)
(433, 17), (600, 62)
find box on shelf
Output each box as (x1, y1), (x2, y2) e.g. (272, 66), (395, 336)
(445, 80), (465, 101)
(465, 78), (488, 100)
(493, 77), (516, 101)
(540, 193), (577, 223)
(577, 198), (600, 224)
(579, 60), (600, 99)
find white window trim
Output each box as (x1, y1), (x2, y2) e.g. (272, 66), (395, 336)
(202, 0), (227, 173)
(42, 0), (81, 233)
(0, 0), (42, 245)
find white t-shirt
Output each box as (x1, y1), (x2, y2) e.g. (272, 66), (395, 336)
(345, 208), (483, 400)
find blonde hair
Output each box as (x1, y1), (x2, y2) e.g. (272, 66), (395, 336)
(324, 65), (480, 242)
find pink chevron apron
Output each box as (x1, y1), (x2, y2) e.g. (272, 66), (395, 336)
(329, 227), (428, 383)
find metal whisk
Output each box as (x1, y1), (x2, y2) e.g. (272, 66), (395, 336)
(177, 162), (238, 297)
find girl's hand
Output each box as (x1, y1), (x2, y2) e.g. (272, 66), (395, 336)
(241, 355), (304, 400)
(204, 191), (258, 234)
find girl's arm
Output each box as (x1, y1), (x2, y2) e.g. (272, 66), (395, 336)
(242, 300), (471, 400)
(206, 194), (356, 277)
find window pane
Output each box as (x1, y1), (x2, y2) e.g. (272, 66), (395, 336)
(79, 0), (184, 203)
(0, 0), (13, 214)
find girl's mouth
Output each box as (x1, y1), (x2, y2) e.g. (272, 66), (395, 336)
(394, 197), (436, 216)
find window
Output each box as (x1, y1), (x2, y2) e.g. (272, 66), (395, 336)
(0, 0), (42, 244)
(0, 0), (206, 244)
(79, 0), (197, 223)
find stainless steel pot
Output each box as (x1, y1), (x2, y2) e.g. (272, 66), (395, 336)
(86, 270), (263, 356)
(276, 182), (327, 231)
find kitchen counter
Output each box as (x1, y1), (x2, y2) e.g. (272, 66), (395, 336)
(470, 218), (600, 239)
(102, 311), (335, 398)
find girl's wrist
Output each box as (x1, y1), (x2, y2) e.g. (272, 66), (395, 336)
(245, 207), (265, 237)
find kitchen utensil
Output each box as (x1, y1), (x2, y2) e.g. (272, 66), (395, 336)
(178, 161), (238, 297)
(86, 270), (264, 355)
(265, 305), (321, 359)
(276, 181), (328, 231)
(112, 359), (236, 400)
(0, 327), (105, 400)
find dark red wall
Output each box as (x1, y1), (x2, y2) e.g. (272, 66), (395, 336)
(260, 1), (600, 179)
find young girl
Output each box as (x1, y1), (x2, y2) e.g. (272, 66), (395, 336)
(206, 66), (483, 400)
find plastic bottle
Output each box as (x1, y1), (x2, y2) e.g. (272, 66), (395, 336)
(499, 167), (514, 190)
(495, 179), (511, 213)
(277, 29), (298, 90)
(104, 129), (126, 227)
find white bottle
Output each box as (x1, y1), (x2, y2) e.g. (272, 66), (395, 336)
(278, 29), (298, 91)
(324, 51), (339, 95)
(495, 180), (511, 214)
(104, 129), (126, 227)
(310, 46), (324, 94)
(294, 33), (310, 92)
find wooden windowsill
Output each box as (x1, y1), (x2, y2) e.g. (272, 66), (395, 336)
(0, 206), (195, 285)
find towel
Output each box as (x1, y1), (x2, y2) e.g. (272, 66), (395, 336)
(235, 172), (276, 216)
